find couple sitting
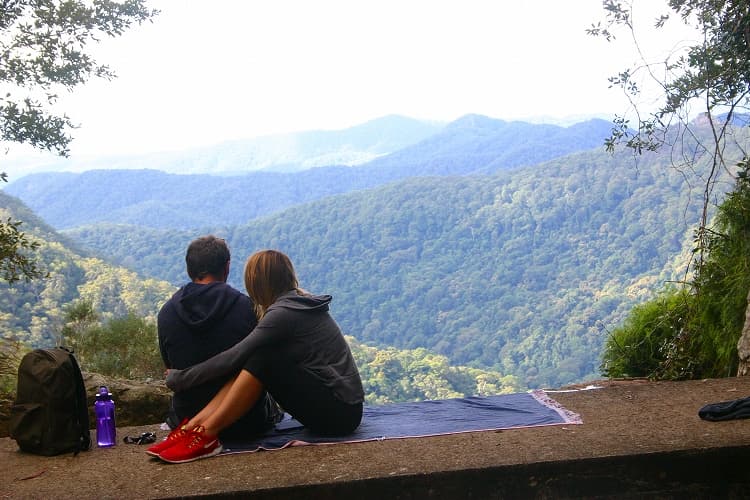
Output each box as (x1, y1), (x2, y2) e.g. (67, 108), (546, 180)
(151, 236), (364, 463)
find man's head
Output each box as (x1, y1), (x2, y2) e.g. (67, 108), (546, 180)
(185, 235), (231, 282)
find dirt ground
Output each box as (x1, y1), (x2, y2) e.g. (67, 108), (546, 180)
(3, 377), (750, 499)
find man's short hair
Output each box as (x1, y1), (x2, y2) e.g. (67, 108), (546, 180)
(185, 235), (230, 281)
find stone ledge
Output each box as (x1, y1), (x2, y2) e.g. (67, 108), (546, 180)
(3, 377), (750, 499)
(228, 446), (750, 499)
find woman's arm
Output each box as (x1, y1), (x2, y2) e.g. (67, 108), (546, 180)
(165, 307), (290, 392)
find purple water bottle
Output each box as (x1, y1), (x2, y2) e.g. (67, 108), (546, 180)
(94, 386), (116, 447)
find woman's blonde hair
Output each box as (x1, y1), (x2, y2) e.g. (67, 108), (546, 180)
(244, 250), (299, 318)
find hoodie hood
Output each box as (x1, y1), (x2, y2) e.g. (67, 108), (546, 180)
(174, 282), (244, 330)
(268, 290), (332, 313)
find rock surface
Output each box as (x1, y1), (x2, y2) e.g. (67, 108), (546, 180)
(736, 288), (750, 375)
(0, 372), (171, 438)
(2, 377), (750, 499)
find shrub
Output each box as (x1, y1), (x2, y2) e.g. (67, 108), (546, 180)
(61, 301), (162, 380)
(600, 288), (691, 379)
(75, 313), (162, 379)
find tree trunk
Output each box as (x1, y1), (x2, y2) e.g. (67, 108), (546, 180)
(736, 288), (750, 376)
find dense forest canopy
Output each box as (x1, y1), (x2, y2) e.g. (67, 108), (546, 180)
(57, 123), (742, 388)
(0, 190), (522, 402)
(0, 191), (174, 347)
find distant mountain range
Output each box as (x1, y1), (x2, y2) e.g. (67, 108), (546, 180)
(4, 115), (615, 230)
(4, 115), (444, 176)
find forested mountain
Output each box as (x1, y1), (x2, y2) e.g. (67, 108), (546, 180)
(0, 190), (521, 400)
(8, 116), (740, 389)
(7, 115), (444, 177)
(0, 190), (176, 347)
(64, 145), (715, 389)
(4, 117), (614, 230)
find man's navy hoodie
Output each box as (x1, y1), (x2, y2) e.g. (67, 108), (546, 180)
(158, 281), (256, 420)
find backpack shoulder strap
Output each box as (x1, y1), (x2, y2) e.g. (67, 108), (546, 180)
(59, 347), (91, 453)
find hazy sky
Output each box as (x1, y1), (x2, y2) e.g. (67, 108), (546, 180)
(10, 0), (699, 159)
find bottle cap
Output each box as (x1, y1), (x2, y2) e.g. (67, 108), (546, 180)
(96, 386), (112, 399)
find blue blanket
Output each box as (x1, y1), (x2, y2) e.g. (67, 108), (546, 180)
(222, 390), (581, 454)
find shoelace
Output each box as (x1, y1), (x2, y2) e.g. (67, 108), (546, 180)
(161, 426), (187, 444)
(186, 426), (207, 449)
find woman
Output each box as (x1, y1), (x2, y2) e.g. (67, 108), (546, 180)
(148, 249), (364, 463)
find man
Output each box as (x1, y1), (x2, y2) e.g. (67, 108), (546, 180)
(158, 235), (280, 439)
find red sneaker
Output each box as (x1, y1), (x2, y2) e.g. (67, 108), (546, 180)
(145, 418), (190, 457)
(158, 426), (223, 464)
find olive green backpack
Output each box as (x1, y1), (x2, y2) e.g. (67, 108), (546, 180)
(9, 347), (91, 456)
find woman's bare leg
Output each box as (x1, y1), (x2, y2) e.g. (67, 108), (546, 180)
(185, 374), (238, 429)
(199, 369), (264, 436)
